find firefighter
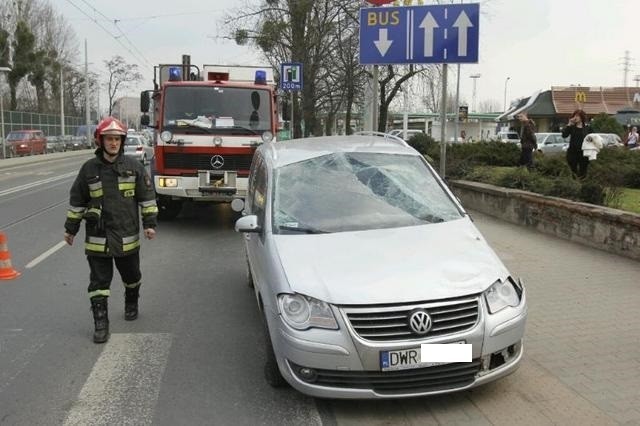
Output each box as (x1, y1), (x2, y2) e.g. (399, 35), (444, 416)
(64, 117), (158, 343)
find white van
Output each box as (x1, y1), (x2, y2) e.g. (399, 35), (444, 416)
(495, 131), (520, 144)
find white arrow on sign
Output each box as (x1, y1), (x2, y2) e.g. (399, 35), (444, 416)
(374, 29), (393, 56)
(419, 12), (439, 57)
(453, 11), (473, 56)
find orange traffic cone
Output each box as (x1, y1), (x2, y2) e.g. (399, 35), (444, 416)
(0, 231), (21, 280)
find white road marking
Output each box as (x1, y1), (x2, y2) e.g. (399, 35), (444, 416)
(63, 333), (172, 426)
(0, 171), (77, 197)
(25, 241), (67, 269)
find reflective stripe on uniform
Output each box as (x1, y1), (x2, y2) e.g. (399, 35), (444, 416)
(88, 289), (111, 298)
(118, 176), (136, 192)
(88, 182), (103, 198)
(67, 211), (84, 220)
(118, 183), (136, 191)
(122, 235), (140, 252)
(85, 236), (107, 253)
(139, 200), (158, 215)
(124, 281), (141, 289)
(141, 205), (159, 215)
(67, 206), (86, 219)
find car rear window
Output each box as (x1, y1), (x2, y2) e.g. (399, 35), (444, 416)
(125, 138), (141, 146)
(7, 132), (28, 141)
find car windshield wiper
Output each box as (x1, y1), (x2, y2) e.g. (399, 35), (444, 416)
(278, 225), (330, 234)
(220, 126), (258, 135)
(176, 123), (213, 134)
(417, 213), (445, 223)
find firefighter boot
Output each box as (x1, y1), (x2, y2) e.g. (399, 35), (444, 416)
(124, 286), (140, 321)
(90, 296), (110, 344)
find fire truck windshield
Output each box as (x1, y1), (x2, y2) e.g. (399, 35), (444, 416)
(162, 86), (272, 135)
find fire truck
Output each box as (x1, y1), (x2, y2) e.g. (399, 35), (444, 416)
(140, 56), (277, 219)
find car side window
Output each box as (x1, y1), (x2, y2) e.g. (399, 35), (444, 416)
(246, 152), (263, 214)
(252, 161), (268, 226)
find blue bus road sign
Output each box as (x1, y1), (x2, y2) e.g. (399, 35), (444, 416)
(280, 62), (303, 91)
(359, 3), (479, 65)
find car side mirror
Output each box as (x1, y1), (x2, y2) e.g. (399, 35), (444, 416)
(235, 215), (261, 233)
(140, 91), (150, 113)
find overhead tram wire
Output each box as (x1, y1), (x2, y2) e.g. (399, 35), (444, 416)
(77, 0), (152, 68)
(64, 0), (148, 69)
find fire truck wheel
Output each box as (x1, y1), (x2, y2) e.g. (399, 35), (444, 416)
(157, 197), (182, 220)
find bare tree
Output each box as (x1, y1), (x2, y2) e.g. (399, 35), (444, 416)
(105, 55), (142, 116)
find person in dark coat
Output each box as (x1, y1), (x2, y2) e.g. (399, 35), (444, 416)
(64, 117), (158, 343)
(562, 109), (591, 178)
(516, 112), (537, 169)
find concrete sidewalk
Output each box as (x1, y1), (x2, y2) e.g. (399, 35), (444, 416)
(0, 149), (93, 169)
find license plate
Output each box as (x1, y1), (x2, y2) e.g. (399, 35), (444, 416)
(380, 342), (465, 372)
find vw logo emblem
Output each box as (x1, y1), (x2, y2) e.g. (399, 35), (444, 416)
(210, 155), (224, 169)
(408, 310), (432, 335)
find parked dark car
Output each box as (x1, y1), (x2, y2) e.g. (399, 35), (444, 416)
(46, 136), (66, 153)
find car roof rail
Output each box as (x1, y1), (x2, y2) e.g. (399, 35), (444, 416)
(353, 131), (409, 147)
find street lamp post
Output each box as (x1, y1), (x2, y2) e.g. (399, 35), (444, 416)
(503, 76), (511, 112)
(0, 66), (12, 160)
(469, 73), (481, 112)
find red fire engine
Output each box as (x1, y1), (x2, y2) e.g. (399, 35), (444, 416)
(140, 56), (277, 219)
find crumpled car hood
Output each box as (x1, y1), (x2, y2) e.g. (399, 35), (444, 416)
(273, 217), (509, 305)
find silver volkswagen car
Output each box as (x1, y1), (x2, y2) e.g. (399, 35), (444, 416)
(235, 134), (527, 399)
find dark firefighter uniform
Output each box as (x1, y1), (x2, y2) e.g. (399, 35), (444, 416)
(65, 124), (158, 342)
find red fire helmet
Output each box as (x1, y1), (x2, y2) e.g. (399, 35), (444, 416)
(94, 117), (127, 146)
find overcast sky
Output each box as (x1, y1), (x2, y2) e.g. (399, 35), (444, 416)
(56, 0), (639, 112)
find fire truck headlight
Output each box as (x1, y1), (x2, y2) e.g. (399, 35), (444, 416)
(159, 178), (178, 188)
(261, 131), (274, 143)
(160, 131), (173, 143)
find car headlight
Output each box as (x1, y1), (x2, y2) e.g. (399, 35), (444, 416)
(160, 131), (173, 143)
(261, 131), (274, 143)
(484, 278), (521, 314)
(278, 294), (338, 330)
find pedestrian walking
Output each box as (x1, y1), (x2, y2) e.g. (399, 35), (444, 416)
(516, 112), (537, 169)
(562, 109), (591, 178)
(625, 126), (638, 149)
(64, 117), (158, 343)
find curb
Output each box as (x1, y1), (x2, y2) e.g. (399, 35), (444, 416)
(0, 149), (94, 169)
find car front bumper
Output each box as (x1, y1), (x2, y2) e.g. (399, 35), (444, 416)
(267, 291), (527, 399)
(154, 173), (248, 201)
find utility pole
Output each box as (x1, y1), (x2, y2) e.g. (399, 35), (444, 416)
(470, 73), (481, 112)
(439, 64), (448, 177)
(85, 39), (91, 143)
(60, 68), (65, 136)
(621, 50), (632, 87)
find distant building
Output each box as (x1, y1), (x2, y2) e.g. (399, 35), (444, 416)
(498, 87), (640, 132)
(112, 96), (141, 130)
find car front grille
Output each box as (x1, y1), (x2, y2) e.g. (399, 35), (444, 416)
(342, 296), (480, 342)
(163, 153), (254, 171)
(290, 360), (481, 395)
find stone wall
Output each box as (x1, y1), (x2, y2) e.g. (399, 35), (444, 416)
(450, 180), (640, 260)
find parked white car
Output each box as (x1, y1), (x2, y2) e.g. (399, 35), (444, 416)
(235, 134), (528, 399)
(495, 131), (520, 144)
(124, 133), (154, 164)
(388, 129), (425, 140)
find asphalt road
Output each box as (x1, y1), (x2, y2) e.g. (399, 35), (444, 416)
(1, 153), (638, 425)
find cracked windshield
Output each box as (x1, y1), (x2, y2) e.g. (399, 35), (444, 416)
(274, 152), (463, 234)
